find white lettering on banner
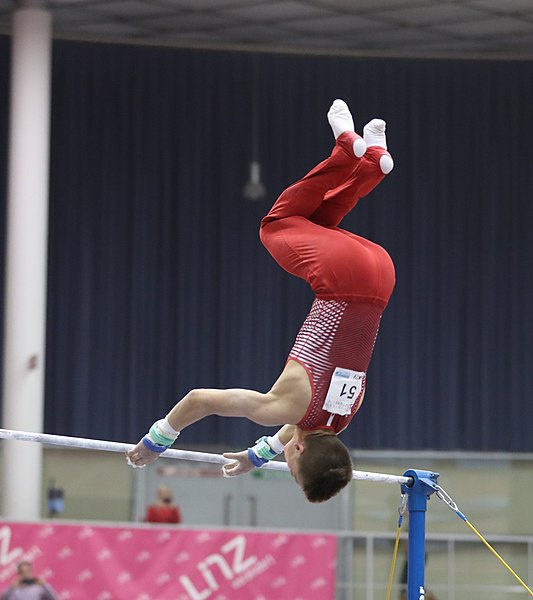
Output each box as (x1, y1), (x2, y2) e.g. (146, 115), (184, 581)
(179, 578), (211, 600)
(221, 535), (257, 574)
(0, 526), (23, 567)
(323, 368), (365, 416)
(202, 554), (233, 582)
(230, 555), (275, 590)
(179, 534), (262, 600)
(419, 586), (425, 600)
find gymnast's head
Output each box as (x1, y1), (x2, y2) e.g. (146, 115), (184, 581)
(284, 428), (353, 502)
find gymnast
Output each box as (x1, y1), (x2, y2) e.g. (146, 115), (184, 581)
(126, 99), (396, 503)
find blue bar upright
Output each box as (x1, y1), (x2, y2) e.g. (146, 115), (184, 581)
(401, 469), (439, 600)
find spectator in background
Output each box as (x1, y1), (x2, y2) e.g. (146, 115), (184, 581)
(144, 485), (182, 524)
(1, 561), (57, 600)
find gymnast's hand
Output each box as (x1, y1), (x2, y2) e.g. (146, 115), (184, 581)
(221, 450), (255, 477)
(125, 440), (161, 468)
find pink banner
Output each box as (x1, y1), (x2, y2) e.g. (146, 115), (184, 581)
(0, 521), (337, 599)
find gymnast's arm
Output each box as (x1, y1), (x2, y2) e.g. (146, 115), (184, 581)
(167, 388), (291, 429)
(126, 388), (290, 467)
(221, 424), (295, 477)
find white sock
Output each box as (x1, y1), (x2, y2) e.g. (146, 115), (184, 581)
(327, 99), (354, 139)
(363, 118), (387, 149)
(327, 99), (366, 158)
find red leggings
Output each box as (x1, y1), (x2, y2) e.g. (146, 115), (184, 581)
(260, 133), (396, 304)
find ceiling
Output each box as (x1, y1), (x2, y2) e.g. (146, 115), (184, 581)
(0, 0), (533, 60)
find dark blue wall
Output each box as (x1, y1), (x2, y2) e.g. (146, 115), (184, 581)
(1, 37), (532, 450)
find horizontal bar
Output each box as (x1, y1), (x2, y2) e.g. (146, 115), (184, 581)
(0, 428), (411, 485)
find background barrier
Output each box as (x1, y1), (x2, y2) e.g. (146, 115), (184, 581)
(0, 521), (337, 600)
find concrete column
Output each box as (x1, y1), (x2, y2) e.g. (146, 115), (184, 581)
(2, 4), (52, 519)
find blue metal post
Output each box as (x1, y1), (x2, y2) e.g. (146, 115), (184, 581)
(401, 469), (439, 600)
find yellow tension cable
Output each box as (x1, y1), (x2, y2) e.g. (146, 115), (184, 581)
(464, 519), (533, 596)
(436, 485), (533, 597)
(386, 493), (407, 600)
(385, 525), (403, 600)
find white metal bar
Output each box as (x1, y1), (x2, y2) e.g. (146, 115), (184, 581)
(0, 428), (411, 485)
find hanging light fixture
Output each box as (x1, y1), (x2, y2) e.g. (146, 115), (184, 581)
(243, 56), (266, 201)
(243, 160), (266, 200)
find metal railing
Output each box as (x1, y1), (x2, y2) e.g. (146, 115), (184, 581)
(336, 530), (533, 600)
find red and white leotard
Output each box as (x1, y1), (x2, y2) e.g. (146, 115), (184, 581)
(260, 133), (396, 433)
(289, 298), (384, 433)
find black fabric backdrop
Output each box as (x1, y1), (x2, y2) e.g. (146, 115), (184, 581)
(1, 37), (532, 450)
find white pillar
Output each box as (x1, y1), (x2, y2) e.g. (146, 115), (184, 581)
(2, 5), (52, 519)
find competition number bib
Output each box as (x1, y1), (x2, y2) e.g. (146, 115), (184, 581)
(323, 367), (365, 416)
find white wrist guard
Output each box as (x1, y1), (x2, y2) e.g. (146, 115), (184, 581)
(269, 432), (286, 454)
(248, 434), (286, 467)
(147, 418), (180, 448)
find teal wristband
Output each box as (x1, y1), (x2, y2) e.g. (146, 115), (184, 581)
(252, 436), (279, 462)
(148, 422), (176, 447)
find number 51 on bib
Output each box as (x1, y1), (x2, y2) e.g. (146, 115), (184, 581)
(323, 367), (366, 416)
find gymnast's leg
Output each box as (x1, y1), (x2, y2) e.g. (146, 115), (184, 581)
(261, 100), (366, 225)
(259, 100), (367, 287)
(309, 119), (394, 227)
(259, 100), (395, 289)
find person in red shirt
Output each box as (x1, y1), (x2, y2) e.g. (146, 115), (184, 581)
(127, 99), (395, 503)
(144, 485), (182, 524)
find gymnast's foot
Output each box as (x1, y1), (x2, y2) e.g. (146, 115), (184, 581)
(328, 99), (366, 158)
(363, 118), (394, 174)
(363, 118), (388, 148)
